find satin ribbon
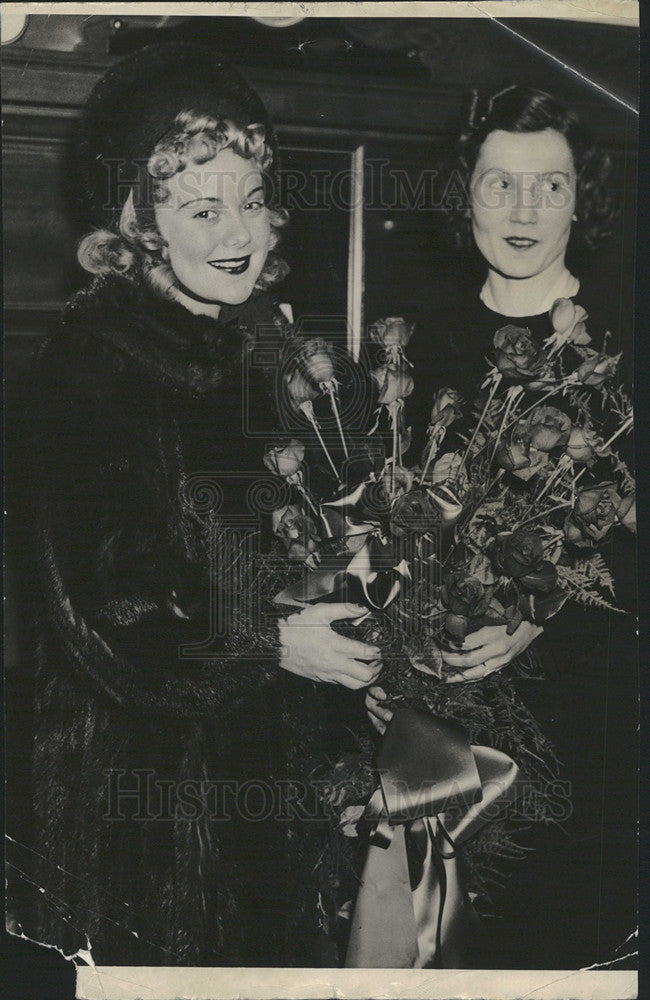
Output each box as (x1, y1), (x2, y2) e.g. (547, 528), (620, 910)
(345, 705), (521, 969)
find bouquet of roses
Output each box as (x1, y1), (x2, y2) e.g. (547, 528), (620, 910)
(259, 305), (635, 942)
(265, 303), (634, 668)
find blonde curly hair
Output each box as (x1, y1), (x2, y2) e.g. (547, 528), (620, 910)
(77, 110), (289, 299)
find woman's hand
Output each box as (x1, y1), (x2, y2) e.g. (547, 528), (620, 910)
(365, 622), (542, 734)
(278, 602), (382, 689)
(365, 685), (393, 735)
(442, 621), (543, 683)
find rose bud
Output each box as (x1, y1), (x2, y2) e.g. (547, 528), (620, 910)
(371, 362), (414, 406)
(298, 337), (335, 384)
(550, 298), (578, 335)
(263, 439), (305, 478)
(575, 351), (620, 389)
(570, 321), (591, 347)
(526, 406), (572, 452)
(427, 451), (466, 487)
(285, 367), (319, 411)
(429, 387), (463, 428)
(368, 316), (414, 351)
(566, 425), (601, 465)
(272, 504), (320, 563)
(495, 431), (532, 473)
(550, 298), (588, 337)
(493, 324), (551, 383)
(390, 487), (442, 537)
(616, 492), (636, 533)
(381, 463), (414, 499)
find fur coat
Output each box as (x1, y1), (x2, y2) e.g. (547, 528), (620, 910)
(20, 273), (361, 967)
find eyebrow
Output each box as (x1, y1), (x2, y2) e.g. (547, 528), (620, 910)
(481, 167), (572, 178)
(179, 185), (265, 210)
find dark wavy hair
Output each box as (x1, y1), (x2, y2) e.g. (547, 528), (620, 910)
(448, 84), (618, 252)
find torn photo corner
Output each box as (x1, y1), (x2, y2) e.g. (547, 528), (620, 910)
(2, 1), (640, 998)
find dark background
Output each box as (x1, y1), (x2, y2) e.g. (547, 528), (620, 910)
(2, 10), (644, 997)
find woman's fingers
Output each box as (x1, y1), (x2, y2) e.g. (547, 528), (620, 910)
(365, 689), (393, 735)
(443, 642), (502, 669)
(365, 693), (393, 724)
(317, 602), (370, 623)
(442, 621), (545, 684)
(459, 626), (504, 649)
(330, 633), (381, 661)
(444, 661), (498, 684)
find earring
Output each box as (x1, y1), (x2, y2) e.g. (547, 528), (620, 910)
(572, 214), (578, 222)
(161, 245), (170, 263)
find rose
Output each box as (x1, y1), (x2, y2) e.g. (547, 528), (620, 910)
(575, 350), (620, 389)
(549, 298), (591, 346)
(493, 528), (558, 593)
(371, 362), (414, 405)
(493, 324), (551, 383)
(526, 406), (572, 451)
(495, 428), (549, 481)
(446, 543), (497, 585)
(368, 316), (414, 351)
(297, 336), (334, 384)
(272, 504), (320, 563)
(429, 387), (463, 428)
(564, 482), (630, 547)
(390, 487), (442, 536)
(263, 439), (305, 478)
(381, 463), (414, 500)
(285, 367), (318, 411)
(565, 424), (602, 465)
(441, 572), (494, 642)
(424, 451), (467, 487)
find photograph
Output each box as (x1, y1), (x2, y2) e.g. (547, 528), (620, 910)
(2, 3), (640, 998)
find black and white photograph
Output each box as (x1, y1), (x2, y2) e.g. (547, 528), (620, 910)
(2, 3), (641, 998)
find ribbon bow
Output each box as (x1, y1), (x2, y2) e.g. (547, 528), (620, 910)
(345, 705), (521, 969)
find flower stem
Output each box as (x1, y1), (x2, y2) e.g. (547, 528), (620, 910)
(419, 424), (445, 485)
(324, 382), (349, 459)
(456, 375), (502, 482)
(497, 376), (577, 440)
(302, 403), (340, 481)
(392, 413), (398, 495)
(516, 500), (573, 529)
(295, 482), (322, 523)
(599, 413), (634, 451)
(490, 386), (524, 463)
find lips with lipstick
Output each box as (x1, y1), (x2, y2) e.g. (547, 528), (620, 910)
(504, 237), (540, 250)
(208, 255), (251, 275)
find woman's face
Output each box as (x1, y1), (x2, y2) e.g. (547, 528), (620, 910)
(154, 146), (272, 306)
(470, 128), (576, 281)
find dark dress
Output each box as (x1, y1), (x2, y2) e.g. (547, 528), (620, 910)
(404, 269), (638, 969)
(7, 272), (365, 967)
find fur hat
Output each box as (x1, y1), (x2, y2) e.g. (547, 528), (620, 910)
(75, 42), (278, 227)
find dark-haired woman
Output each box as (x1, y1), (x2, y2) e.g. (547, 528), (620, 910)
(368, 86), (637, 968)
(15, 43), (381, 967)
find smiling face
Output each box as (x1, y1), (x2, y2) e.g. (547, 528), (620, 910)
(470, 128), (576, 281)
(154, 146), (272, 307)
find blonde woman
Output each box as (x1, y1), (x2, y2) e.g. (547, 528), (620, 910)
(24, 43), (379, 966)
